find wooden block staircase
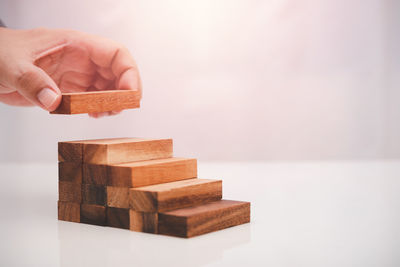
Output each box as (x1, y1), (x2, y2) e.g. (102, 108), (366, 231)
(57, 138), (250, 238)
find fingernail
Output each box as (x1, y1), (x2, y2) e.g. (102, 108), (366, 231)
(37, 88), (58, 109)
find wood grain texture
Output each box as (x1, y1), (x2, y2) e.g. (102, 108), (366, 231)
(129, 210), (158, 233)
(108, 157), (197, 188)
(59, 181), (81, 202)
(80, 204), (107, 226)
(50, 90), (140, 114)
(59, 162), (82, 183)
(158, 200), (250, 238)
(82, 184), (106, 206)
(83, 138), (173, 165)
(58, 142), (83, 162)
(107, 186), (129, 208)
(107, 207), (130, 229)
(58, 201), (80, 222)
(60, 138), (172, 165)
(83, 164), (108, 185)
(130, 179), (222, 212)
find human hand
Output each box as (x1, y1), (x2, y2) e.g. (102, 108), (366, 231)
(0, 27), (141, 118)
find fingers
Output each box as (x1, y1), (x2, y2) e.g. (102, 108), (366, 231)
(13, 64), (61, 111)
(78, 34), (141, 94)
(88, 110), (122, 118)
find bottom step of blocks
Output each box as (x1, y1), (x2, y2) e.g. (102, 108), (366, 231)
(158, 200), (250, 238)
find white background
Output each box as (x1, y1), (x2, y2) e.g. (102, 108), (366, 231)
(0, 0), (399, 162)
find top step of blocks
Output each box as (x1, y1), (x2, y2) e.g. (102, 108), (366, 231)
(58, 138), (173, 164)
(50, 90), (141, 115)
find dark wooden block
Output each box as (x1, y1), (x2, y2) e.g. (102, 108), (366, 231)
(108, 157), (197, 188)
(50, 90), (141, 115)
(58, 141), (83, 162)
(129, 210), (158, 233)
(107, 186), (130, 208)
(80, 204), (107, 226)
(82, 184), (106, 206)
(59, 162), (82, 183)
(130, 179), (222, 212)
(107, 207), (130, 229)
(59, 181), (81, 203)
(83, 164), (108, 185)
(158, 200), (250, 238)
(58, 201), (80, 222)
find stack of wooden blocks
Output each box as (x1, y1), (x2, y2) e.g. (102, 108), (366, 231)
(58, 137), (250, 238)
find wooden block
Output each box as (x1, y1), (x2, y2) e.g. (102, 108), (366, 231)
(50, 90), (141, 115)
(59, 162), (82, 183)
(108, 157), (197, 188)
(158, 200), (250, 238)
(107, 186), (130, 208)
(129, 210), (158, 233)
(58, 201), (80, 222)
(107, 207), (130, 229)
(60, 138), (172, 164)
(59, 181), (81, 203)
(83, 164), (108, 185)
(82, 184), (106, 206)
(58, 141), (83, 162)
(130, 179), (222, 212)
(80, 204), (107, 226)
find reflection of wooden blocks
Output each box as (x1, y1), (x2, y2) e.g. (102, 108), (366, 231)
(108, 158), (197, 187)
(58, 201), (80, 222)
(107, 186), (130, 208)
(59, 162), (82, 183)
(130, 179), (222, 212)
(50, 90), (141, 115)
(59, 181), (81, 203)
(80, 204), (107, 226)
(107, 207), (130, 229)
(129, 210), (158, 233)
(158, 200), (250, 238)
(82, 184), (106, 206)
(59, 138), (173, 164)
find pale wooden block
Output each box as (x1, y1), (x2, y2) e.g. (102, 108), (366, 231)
(130, 178), (222, 212)
(59, 138), (173, 164)
(108, 157), (197, 187)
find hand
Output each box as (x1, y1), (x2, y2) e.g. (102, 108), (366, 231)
(0, 27), (142, 118)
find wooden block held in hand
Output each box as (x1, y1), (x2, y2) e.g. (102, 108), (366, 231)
(130, 179), (222, 212)
(58, 201), (80, 222)
(80, 204), (107, 226)
(129, 210), (158, 233)
(60, 138), (173, 165)
(82, 184), (106, 206)
(109, 157), (197, 188)
(158, 200), (250, 238)
(59, 162), (82, 183)
(83, 164), (108, 185)
(50, 90), (141, 115)
(107, 207), (130, 229)
(59, 181), (81, 203)
(107, 186), (129, 208)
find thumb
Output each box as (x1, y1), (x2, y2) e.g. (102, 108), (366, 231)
(14, 64), (61, 111)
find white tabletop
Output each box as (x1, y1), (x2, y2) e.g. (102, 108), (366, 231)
(0, 160), (399, 267)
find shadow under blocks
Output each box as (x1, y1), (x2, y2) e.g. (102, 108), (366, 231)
(57, 137), (250, 238)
